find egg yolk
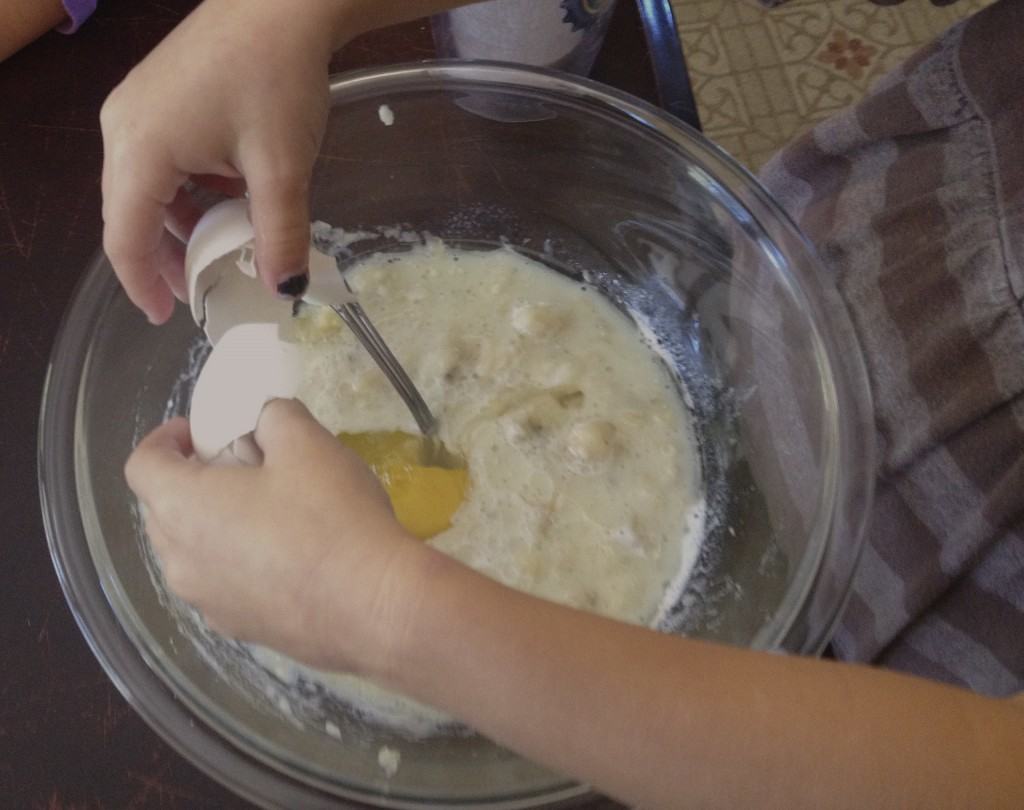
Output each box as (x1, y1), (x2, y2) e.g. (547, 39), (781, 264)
(337, 431), (468, 540)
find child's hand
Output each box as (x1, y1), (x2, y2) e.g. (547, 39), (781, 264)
(125, 399), (431, 677)
(100, 0), (342, 324)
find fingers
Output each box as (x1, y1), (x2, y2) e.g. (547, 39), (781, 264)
(157, 230), (188, 303)
(254, 398), (334, 460)
(125, 417), (198, 507)
(239, 145), (313, 293)
(101, 152), (187, 324)
(164, 186), (205, 243)
(103, 203), (178, 324)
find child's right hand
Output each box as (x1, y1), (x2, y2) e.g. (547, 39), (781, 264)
(99, 0), (344, 324)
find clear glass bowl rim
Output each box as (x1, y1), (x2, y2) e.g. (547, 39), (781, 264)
(38, 60), (875, 809)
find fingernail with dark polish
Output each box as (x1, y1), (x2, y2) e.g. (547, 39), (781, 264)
(276, 272), (309, 299)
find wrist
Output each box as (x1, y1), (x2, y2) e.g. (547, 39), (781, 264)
(357, 538), (468, 687)
(328, 0), (475, 51)
(268, 0), (349, 57)
(310, 0), (362, 53)
(198, 0), (344, 58)
(314, 525), (453, 682)
(318, 0), (381, 52)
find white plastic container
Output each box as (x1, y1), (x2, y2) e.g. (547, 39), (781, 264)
(432, 0), (618, 76)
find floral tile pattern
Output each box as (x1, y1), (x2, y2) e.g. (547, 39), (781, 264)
(671, 0), (994, 169)
(818, 30), (877, 79)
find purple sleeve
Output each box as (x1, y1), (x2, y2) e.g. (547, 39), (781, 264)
(57, 0), (98, 34)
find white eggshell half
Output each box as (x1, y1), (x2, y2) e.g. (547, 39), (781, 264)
(184, 200), (360, 461)
(186, 199), (257, 327)
(189, 322), (303, 463)
(200, 256), (296, 346)
(185, 198), (355, 345)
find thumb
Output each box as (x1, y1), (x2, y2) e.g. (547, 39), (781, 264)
(125, 417), (200, 508)
(242, 150), (313, 296)
(254, 398), (335, 461)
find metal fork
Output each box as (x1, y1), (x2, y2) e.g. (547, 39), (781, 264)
(330, 301), (438, 438)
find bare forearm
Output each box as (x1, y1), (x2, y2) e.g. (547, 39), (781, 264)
(0, 0), (67, 62)
(331, 0), (479, 48)
(370, 550), (1024, 809)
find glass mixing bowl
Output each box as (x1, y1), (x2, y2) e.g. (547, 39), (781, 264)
(39, 63), (874, 808)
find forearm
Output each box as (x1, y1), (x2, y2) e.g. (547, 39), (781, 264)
(369, 548), (1024, 809)
(0, 0), (67, 62)
(337, 0), (477, 40)
(330, 0), (479, 48)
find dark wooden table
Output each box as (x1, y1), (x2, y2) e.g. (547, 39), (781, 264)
(0, 2), (665, 806)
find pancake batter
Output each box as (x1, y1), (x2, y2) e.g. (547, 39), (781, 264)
(258, 240), (704, 731)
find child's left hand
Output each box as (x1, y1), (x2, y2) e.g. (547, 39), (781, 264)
(99, 0), (342, 324)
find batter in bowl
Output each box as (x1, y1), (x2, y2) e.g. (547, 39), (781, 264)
(257, 239), (705, 731)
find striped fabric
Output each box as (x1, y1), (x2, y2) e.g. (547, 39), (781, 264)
(759, 0), (1024, 696)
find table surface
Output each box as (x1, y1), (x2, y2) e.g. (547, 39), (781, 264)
(0, 1), (663, 807)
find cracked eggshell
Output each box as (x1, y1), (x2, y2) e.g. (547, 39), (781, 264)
(185, 199), (294, 346)
(186, 199), (356, 345)
(185, 200), (297, 462)
(184, 199), (358, 462)
(189, 323), (303, 463)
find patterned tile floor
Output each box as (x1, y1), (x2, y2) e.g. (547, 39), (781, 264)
(670, 0), (994, 169)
